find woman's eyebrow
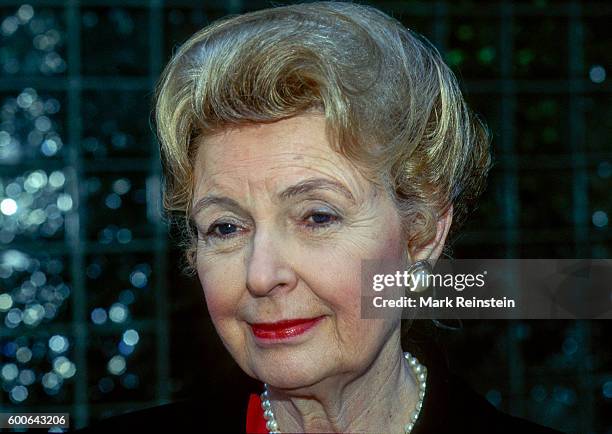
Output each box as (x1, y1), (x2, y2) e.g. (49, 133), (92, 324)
(191, 177), (356, 218)
(191, 196), (244, 219)
(278, 177), (356, 204)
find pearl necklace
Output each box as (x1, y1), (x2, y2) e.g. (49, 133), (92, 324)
(260, 351), (427, 434)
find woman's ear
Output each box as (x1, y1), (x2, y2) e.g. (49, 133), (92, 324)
(407, 204), (453, 267)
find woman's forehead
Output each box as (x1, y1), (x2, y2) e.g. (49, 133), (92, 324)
(199, 115), (328, 155)
(189, 119), (378, 212)
(193, 158), (363, 207)
(193, 115), (355, 182)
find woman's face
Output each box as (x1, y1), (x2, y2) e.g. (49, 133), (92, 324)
(192, 114), (408, 389)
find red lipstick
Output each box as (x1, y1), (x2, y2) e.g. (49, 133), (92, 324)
(250, 316), (324, 340)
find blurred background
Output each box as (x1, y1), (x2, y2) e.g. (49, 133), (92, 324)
(0, 0), (610, 432)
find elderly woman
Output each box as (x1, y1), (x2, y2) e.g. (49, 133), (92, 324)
(77, 2), (560, 433)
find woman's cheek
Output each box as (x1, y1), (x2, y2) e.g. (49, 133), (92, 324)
(197, 263), (243, 320)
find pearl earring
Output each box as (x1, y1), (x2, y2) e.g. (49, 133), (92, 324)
(407, 260), (433, 293)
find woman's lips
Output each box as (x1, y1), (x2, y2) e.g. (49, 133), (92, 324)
(250, 316), (324, 340)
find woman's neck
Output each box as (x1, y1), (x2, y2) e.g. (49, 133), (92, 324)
(267, 328), (419, 433)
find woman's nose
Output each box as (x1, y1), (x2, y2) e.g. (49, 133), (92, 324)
(245, 228), (298, 297)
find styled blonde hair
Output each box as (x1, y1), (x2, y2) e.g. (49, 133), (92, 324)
(154, 1), (491, 271)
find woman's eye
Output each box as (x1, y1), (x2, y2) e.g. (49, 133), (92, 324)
(305, 211), (340, 228)
(207, 222), (239, 238)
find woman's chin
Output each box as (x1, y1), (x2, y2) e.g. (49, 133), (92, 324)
(257, 370), (324, 390)
(248, 355), (330, 390)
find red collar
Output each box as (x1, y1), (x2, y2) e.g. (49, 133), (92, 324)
(246, 392), (268, 433)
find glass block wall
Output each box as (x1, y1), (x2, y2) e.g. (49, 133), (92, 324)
(0, 0), (169, 427)
(0, 1), (610, 433)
